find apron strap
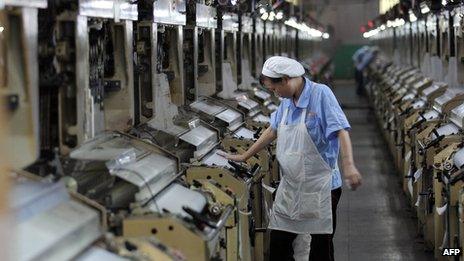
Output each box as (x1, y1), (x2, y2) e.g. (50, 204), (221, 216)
(300, 108), (307, 124)
(280, 108), (289, 125)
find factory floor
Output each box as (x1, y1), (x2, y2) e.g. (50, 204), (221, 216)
(332, 80), (433, 261)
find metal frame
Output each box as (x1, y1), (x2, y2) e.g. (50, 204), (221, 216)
(2, 4), (43, 168)
(218, 12), (239, 96)
(194, 3), (217, 100)
(239, 14), (255, 90)
(253, 18), (265, 78)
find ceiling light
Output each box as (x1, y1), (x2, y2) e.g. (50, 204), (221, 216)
(363, 28), (380, 38)
(409, 12), (417, 22)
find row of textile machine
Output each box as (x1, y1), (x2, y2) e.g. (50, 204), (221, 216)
(366, 1), (464, 260)
(1, 0), (326, 260)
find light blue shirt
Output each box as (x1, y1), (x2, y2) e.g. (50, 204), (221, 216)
(270, 78), (351, 189)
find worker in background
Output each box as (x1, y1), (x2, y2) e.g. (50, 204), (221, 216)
(353, 46), (377, 96)
(219, 56), (362, 260)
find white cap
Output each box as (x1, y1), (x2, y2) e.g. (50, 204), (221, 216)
(262, 56), (305, 78)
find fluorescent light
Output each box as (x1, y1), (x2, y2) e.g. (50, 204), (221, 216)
(261, 12), (269, 20)
(398, 18), (405, 26)
(0, 27), (4, 33)
(311, 29), (323, 37)
(421, 5), (430, 14)
(363, 28), (380, 38)
(284, 18), (325, 38)
(260, 8), (266, 14)
(385, 18), (406, 28)
(442, 0), (447, 6)
(276, 11), (284, 20)
(380, 24), (386, 30)
(231, 0), (237, 5)
(322, 33), (329, 39)
(269, 15), (275, 21)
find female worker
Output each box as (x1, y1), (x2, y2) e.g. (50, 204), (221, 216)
(219, 56), (362, 261)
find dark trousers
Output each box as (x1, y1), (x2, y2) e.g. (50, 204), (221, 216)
(354, 69), (364, 96)
(269, 188), (342, 261)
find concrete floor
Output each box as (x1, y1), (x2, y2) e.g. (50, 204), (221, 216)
(332, 80), (433, 261)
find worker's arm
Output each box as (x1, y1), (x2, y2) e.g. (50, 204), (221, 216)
(218, 126), (277, 162)
(338, 129), (362, 190)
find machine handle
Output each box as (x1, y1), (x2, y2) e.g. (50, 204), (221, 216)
(228, 160), (252, 178)
(392, 98), (403, 105)
(424, 135), (445, 150)
(399, 106), (413, 116)
(418, 112), (426, 121)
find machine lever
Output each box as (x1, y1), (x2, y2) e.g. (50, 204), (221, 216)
(450, 169), (464, 185)
(419, 135), (445, 155)
(431, 129), (440, 139)
(182, 206), (218, 229)
(410, 118), (425, 130)
(250, 164), (263, 182)
(425, 135), (445, 150)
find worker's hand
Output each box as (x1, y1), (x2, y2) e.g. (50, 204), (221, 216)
(343, 165), (362, 191)
(216, 151), (247, 162)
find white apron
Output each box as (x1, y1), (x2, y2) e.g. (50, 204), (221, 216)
(268, 107), (333, 234)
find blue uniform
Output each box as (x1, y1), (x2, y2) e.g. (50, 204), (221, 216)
(353, 46), (375, 71)
(270, 78), (351, 189)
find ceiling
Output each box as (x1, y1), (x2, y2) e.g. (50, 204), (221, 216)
(301, 0), (378, 17)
